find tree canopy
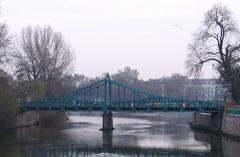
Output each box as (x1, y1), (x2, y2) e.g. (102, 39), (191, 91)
(111, 67), (139, 85)
(12, 26), (75, 97)
(13, 26), (73, 83)
(186, 3), (240, 100)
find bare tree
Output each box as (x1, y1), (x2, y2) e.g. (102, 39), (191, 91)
(186, 4), (240, 100)
(13, 26), (74, 89)
(0, 23), (11, 65)
(51, 74), (90, 95)
(111, 67), (139, 85)
(164, 73), (188, 98)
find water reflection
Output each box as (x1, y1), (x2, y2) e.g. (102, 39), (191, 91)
(194, 131), (222, 151)
(0, 133), (21, 157)
(21, 144), (212, 157)
(1, 113), (240, 157)
(18, 131), (225, 157)
(19, 130), (213, 157)
(102, 130), (113, 150)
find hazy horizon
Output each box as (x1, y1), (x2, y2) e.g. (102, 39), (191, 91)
(2, 0), (240, 80)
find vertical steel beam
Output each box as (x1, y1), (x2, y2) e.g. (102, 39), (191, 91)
(137, 92), (140, 108)
(148, 95), (151, 111)
(90, 87), (92, 102)
(133, 91), (136, 102)
(118, 85), (120, 102)
(104, 80), (107, 111)
(123, 88), (126, 108)
(96, 87), (99, 101)
(109, 81), (112, 110)
(83, 92), (86, 106)
(123, 88), (126, 101)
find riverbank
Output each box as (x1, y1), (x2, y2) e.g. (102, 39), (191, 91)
(221, 112), (240, 141)
(14, 111), (68, 130)
(7, 120), (40, 129)
(190, 111), (240, 141)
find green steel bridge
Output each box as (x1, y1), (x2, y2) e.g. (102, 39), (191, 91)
(20, 73), (222, 112)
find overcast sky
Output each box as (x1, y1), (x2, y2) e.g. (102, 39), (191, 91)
(1, 0), (240, 80)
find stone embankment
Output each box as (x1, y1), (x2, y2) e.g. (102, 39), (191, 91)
(221, 111), (240, 138)
(190, 101), (240, 139)
(190, 111), (222, 132)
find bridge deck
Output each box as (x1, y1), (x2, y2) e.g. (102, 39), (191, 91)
(20, 106), (218, 112)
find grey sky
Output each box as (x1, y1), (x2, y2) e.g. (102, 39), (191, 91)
(1, 0), (240, 80)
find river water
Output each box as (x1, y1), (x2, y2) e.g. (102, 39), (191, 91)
(0, 112), (239, 157)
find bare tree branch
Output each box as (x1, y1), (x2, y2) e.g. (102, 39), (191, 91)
(186, 3), (240, 100)
(0, 23), (11, 65)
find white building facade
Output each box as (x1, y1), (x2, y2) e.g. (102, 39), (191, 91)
(145, 78), (227, 101)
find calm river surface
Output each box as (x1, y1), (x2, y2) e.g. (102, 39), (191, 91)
(0, 112), (239, 157)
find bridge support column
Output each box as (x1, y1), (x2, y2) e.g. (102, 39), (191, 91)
(100, 112), (114, 131)
(191, 110), (223, 132)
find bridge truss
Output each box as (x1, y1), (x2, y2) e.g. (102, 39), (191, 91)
(20, 74), (221, 112)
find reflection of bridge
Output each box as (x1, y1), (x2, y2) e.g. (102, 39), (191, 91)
(21, 74), (221, 112)
(21, 144), (211, 157)
(18, 123), (224, 157)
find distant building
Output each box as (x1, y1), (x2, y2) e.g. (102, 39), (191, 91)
(145, 78), (227, 101)
(186, 79), (226, 101)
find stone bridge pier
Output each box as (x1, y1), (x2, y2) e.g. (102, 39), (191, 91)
(191, 108), (224, 132)
(100, 112), (114, 131)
